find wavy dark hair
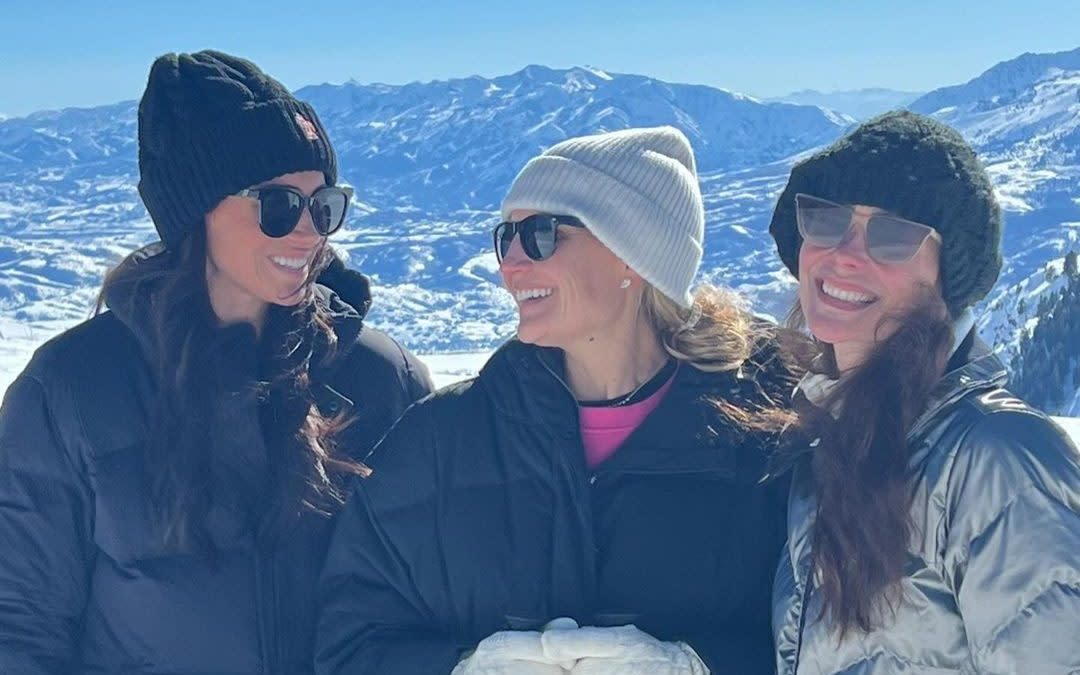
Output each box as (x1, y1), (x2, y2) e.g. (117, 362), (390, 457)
(95, 227), (365, 554)
(789, 291), (953, 638)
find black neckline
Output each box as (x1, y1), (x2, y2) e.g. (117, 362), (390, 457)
(578, 358), (678, 408)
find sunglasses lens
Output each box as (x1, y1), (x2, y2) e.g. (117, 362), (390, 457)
(796, 196), (851, 248)
(867, 215), (934, 263)
(311, 187), (350, 235)
(495, 222), (515, 261)
(526, 215), (558, 260)
(495, 215), (567, 262)
(258, 187), (305, 238)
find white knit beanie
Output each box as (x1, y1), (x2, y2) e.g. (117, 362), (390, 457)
(500, 126), (705, 308)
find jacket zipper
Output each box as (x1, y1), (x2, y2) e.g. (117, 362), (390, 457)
(271, 551), (282, 672)
(537, 356), (599, 605)
(791, 565), (812, 674)
(254, 553), (270, 675)
(254, 546), (281, 675)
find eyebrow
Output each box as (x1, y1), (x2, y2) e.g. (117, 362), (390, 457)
(251, 180), (289, 190)
(251, 182), (326, 195)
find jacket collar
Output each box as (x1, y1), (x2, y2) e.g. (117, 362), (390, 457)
(907, 333), (1008, 442)
(777, 325), (1006, 477)
(479, 339), (775, 480)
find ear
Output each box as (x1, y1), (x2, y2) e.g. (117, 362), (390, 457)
(619, 263), (645, 287)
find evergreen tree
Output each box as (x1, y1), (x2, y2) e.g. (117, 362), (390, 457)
(1012, 272), (1080, 414)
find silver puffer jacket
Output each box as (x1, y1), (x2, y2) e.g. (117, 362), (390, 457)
(773, 340), (1080, 675)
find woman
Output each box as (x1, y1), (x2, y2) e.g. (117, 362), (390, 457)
(317, 126), (796, 675)
(768, 111), (1080, 674)
(0, 50), (432, 673)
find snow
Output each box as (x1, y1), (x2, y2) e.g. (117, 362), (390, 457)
(0, 316), (73, 394)
(978, 256), (1072, 363)
(421, 351), (492, 389)
(1053, 416), (1080, 446)
(1, 56), (1078, 423)
(1064, 389), (1080, 417)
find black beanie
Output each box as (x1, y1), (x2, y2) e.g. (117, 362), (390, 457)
(768, 110), (1002, 317)
(137, 50), (338, 248)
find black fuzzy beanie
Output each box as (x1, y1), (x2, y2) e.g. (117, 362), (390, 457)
(137, 50), (337, 248)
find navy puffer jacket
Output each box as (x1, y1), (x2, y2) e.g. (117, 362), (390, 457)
(317, 338), (793, 675)
(0, 257), (432, 674)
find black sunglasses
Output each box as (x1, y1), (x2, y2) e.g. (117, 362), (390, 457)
(795, 193), (942, 264)
(493, 213), (586, 263)
(235, 184), (354, 238)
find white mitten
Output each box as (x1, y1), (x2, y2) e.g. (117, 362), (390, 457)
(451, 629), (569, 675)
(541, 624), (708, 675)
(540, 617), (581, 671)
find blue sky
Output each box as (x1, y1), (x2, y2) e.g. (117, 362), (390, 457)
(3, 0), (1079, 116)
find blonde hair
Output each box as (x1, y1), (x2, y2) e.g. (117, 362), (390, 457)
(643, 283), (803, 433)
(642, 283), (754, 373)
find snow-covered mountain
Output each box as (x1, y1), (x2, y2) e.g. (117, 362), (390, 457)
(767, 88), (921, 120)
(1, 55), (1079, 408)
(911, 47), (1080, 117)
(915, 63), (1080, 366)
(296, 66), (850, 211)
(0, 66), (849, 361)
(912, 53), (1080, 414)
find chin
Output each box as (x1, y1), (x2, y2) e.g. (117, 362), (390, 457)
(516, 329), (545, 346)
(515, 324), (557, 348)
(804, 318), (855, 346)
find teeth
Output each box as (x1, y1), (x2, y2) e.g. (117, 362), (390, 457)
(822, 280), (876, 304)
(514, 288), (553, 302)
(271, 256), (308, 270)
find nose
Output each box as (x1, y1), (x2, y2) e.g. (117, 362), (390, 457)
(499, 231), (531, 268)
(831, 222), (871, 269)
(288, 207), (323, 243)
(498, 232), (533, 290)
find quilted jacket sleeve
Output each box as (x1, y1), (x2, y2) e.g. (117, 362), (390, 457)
(944, 409), (1080, 674)
(0, 373), (94, 673)
(316, 400), (466, 675)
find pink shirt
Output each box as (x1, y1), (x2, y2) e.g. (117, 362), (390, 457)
(579, 373), (677, 469)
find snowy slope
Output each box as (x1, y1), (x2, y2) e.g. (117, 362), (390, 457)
(979, 257), (1076, 360)
(0, 66), (849, 358)
(911, 47), (1080, 116)
(295, 65), (850, 211)
(768, 88), (920, 120)
(1053, 415), (1080, 445)
(0, 53), (1079, 407)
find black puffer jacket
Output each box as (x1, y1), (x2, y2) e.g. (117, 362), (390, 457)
(0, 263), (432, 674)
(317, 338), (793, 675)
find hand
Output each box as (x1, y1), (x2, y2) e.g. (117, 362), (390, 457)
(541, 624), (708, 675)
(451, 629), (569, 675)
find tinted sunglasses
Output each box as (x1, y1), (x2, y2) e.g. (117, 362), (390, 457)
(795, 193), (942, 264)
(235, 184), (354, 238)
(493, 213), (586, 263)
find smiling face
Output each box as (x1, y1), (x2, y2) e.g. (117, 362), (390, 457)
(798, 204), (942, 370)
(204, 170), (327, 327)
(498, 209), (641, 350)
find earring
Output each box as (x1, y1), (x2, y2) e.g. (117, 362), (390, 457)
(620, 279), (631, 289)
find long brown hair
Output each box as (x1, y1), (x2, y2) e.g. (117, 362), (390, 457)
(95, 228), (364, 554)
(790, 294), (953, 637)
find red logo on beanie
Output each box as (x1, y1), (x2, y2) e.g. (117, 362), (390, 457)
(295, 114), (320, 141)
